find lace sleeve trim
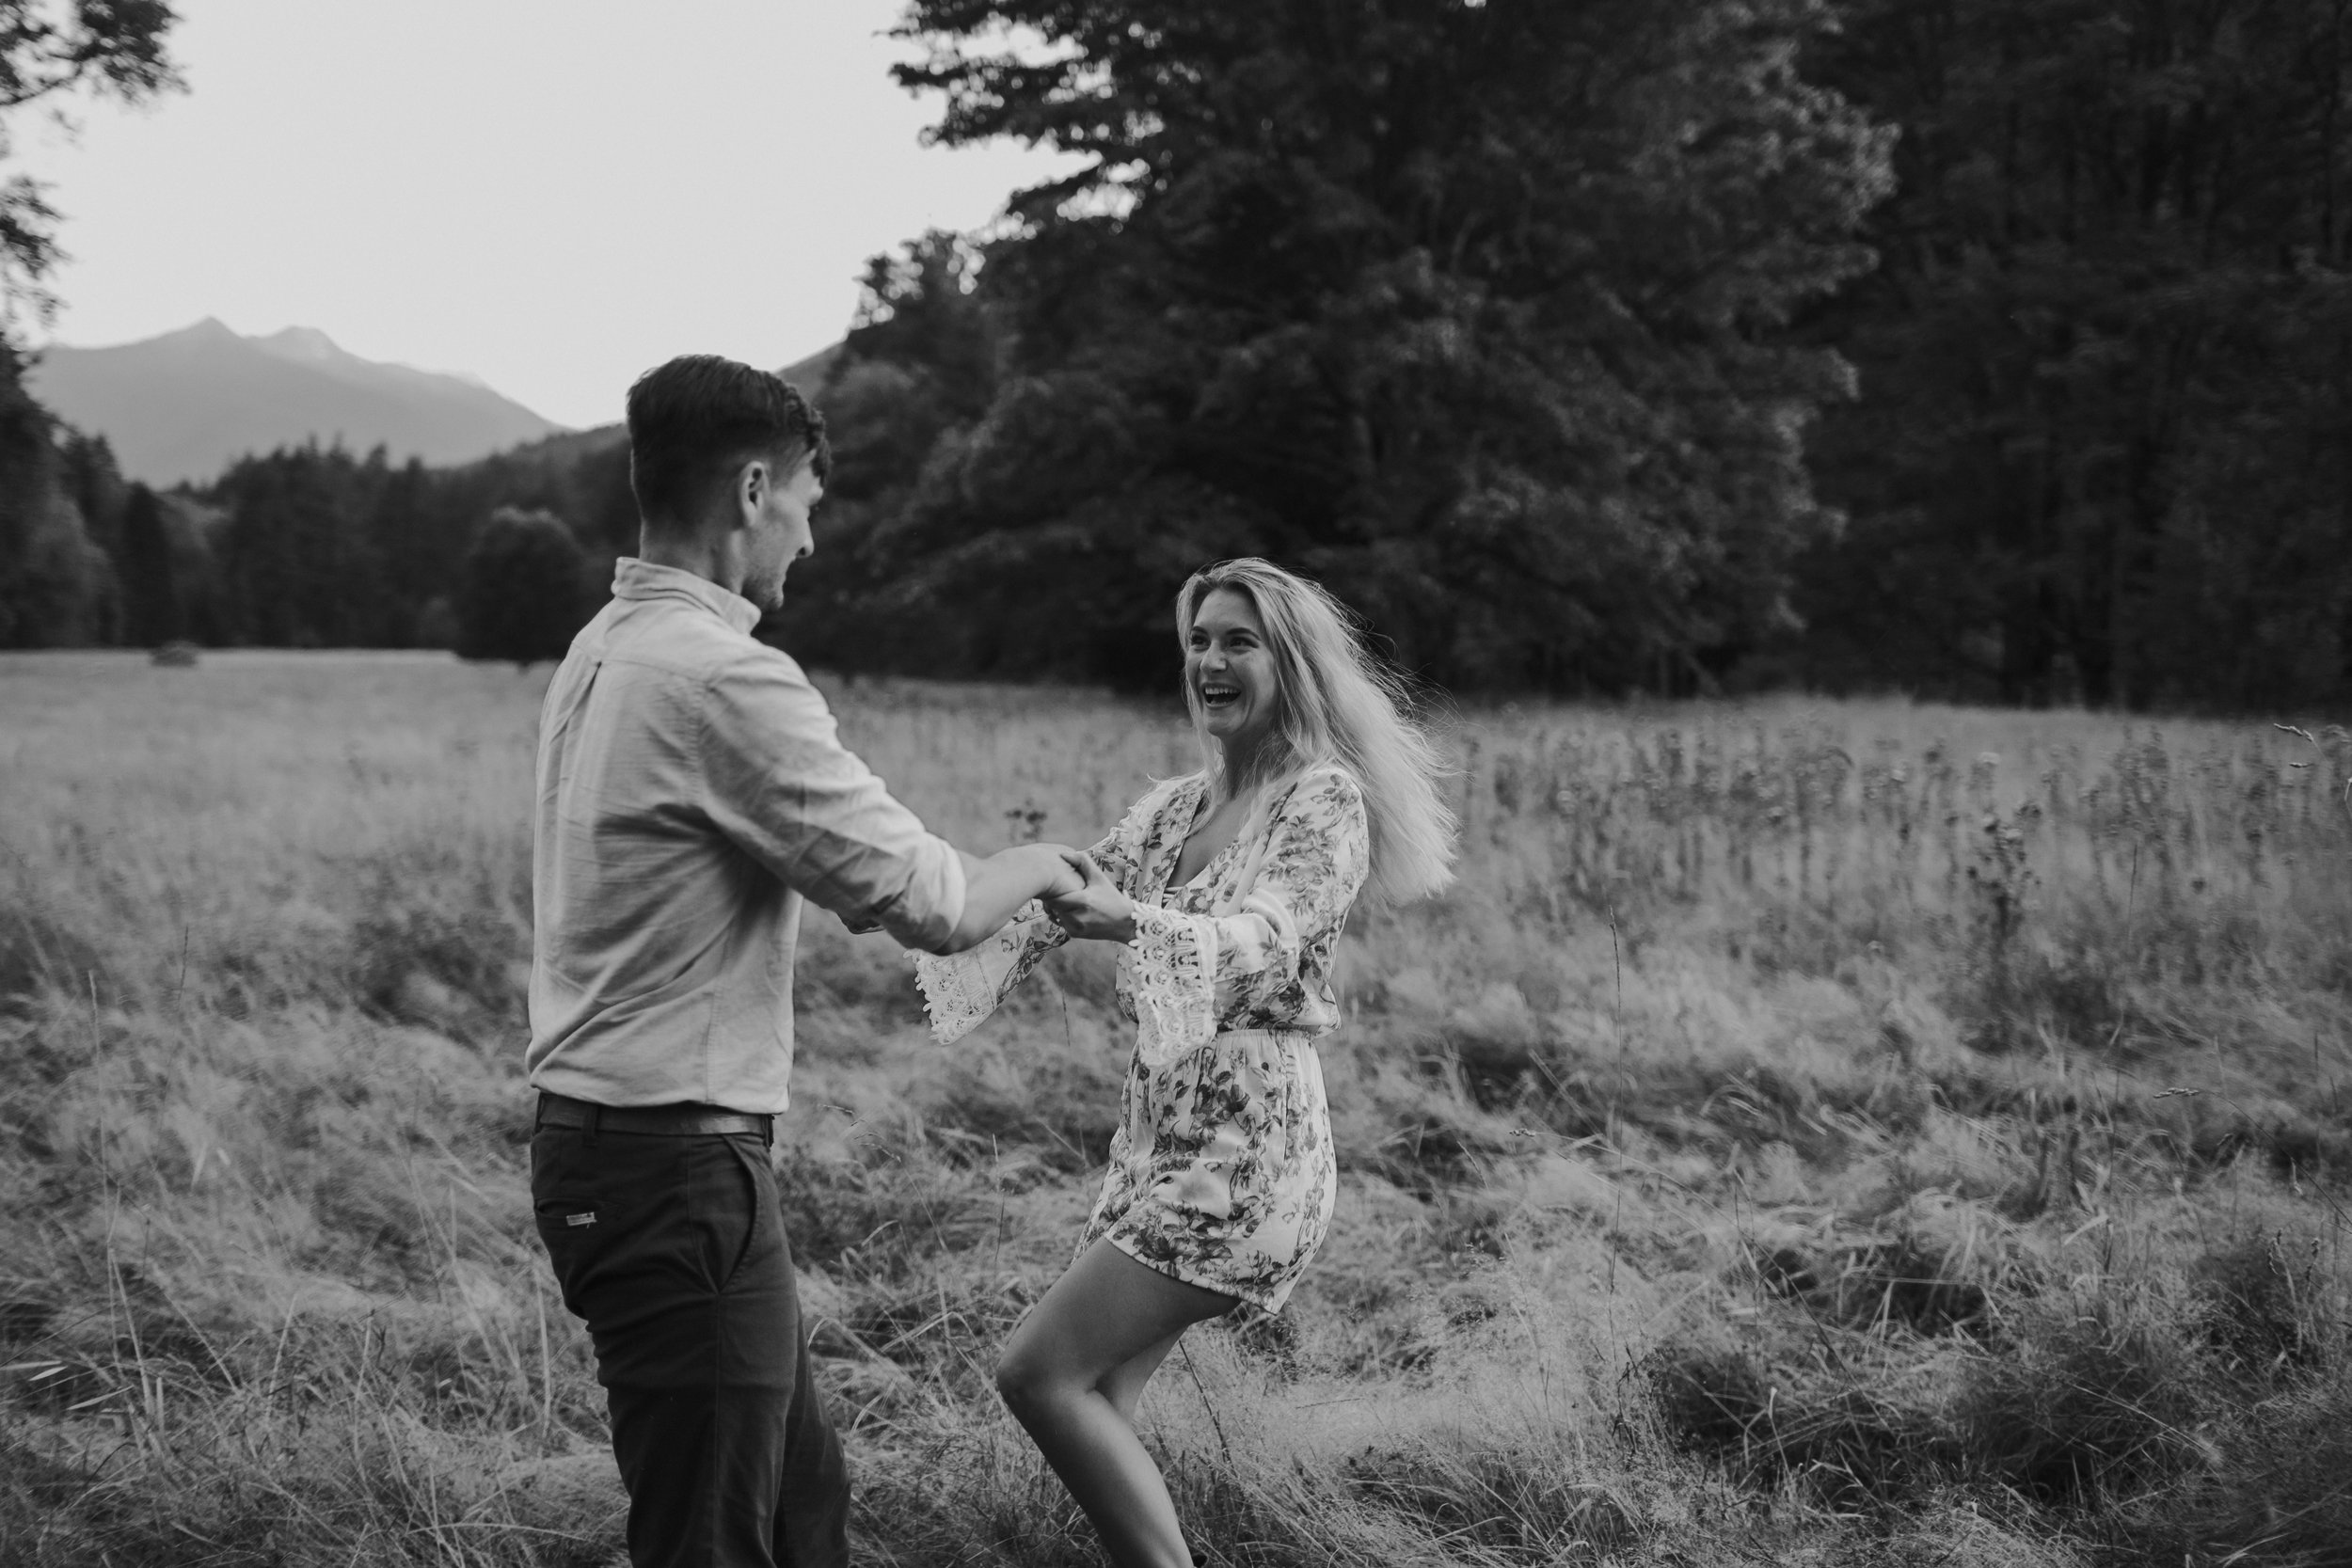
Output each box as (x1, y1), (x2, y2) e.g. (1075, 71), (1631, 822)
(908, 902), (1058, 1046)
(1127, 903), (1219, 1069)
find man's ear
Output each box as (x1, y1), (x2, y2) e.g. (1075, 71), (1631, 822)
(733, 457), (769, 530)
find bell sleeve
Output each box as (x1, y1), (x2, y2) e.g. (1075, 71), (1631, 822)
(908, 780), (1165, 1045)
(1124, 768), (1369, 1069)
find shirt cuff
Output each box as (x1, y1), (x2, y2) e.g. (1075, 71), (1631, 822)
(871, 834), (966, 952)
(1127, 904), (1219, 1068)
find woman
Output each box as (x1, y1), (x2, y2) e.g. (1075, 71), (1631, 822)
(913, 558), (1456, 1568)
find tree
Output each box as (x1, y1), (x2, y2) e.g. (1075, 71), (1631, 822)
(1796, 0), (2352, 710)
(56, 429), (126, 553)
(212, 443), (389, 646)
(455, 506), (590, 665)
(815, 0), (1892, 690)
(116, 482), (180, 644)
(0, 3), (178, 648)
(0, 336), (111, 644)
(782, 230), (1007, 672)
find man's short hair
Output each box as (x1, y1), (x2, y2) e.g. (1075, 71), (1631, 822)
(626, 355), (833, 531)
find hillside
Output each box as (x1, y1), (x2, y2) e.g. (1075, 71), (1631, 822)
(27, 319), (567, 485)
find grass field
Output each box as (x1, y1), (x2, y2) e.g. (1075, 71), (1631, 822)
(3, 650), (2349, 1567)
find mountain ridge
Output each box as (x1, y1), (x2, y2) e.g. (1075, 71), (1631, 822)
(27, 320), (568, 486)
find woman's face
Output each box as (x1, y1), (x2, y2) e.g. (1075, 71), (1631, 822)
(1186, 587), (1280, 753)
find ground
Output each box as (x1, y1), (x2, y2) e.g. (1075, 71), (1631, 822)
(2, 650), (2347, 1567)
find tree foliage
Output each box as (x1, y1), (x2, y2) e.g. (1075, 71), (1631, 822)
(211, 442), (390, 647)
(454, 505), (591, 665)
(115, 481), (179, 644)
(0, 337), (110, 645)
(0, 0), (180, 331)
(156, 436), (631, 652)
(784, 0), (1893, 690)
(0, 4), (177, 643)
(1796, 0), (2352, 709)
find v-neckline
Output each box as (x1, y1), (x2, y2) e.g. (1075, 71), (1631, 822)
(1166, 778), (1239, 895)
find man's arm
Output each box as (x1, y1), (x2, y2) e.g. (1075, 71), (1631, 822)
(699, 650), (980, 952)
(930, 845), (1087, 955)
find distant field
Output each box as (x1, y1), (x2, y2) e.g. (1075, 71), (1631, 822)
(2, 652), (2348, 1567)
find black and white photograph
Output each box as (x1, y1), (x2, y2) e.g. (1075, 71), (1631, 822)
(3, 2), (2350, 1565)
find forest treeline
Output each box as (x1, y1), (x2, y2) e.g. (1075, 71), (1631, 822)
(6, 0), (2352, 711)
(0, 346), (639, 657)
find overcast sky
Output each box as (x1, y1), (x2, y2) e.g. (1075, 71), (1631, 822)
(14, 0), (1083, 429)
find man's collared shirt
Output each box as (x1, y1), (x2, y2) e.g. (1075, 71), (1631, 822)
(525, 558), (966, 1113)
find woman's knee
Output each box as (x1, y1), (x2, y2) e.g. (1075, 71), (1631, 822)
(993, 1338), (1056, 1416)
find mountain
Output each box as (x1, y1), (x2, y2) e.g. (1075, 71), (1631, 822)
(26, 319), (567, 486)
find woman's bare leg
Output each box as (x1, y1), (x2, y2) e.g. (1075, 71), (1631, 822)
(996, 1241), (1235, 1568)
(1099, 1327), (1184, 1423)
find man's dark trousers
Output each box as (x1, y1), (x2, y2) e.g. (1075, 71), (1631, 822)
(532, 1113), (849, 1568)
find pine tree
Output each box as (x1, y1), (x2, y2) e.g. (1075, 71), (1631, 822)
(117, 483), (181, 646)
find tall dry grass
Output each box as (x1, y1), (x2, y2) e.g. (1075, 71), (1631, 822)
(2, 650), (2347, 1566)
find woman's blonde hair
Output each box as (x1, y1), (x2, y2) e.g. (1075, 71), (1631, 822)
(1177, 558), (1456, 906)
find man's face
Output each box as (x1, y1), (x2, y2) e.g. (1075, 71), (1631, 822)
(737, 456), (822, 612)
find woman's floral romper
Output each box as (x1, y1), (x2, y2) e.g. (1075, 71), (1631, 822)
(913, 764), (1370, 1311)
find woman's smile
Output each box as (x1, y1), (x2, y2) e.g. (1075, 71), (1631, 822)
(1187, 588), (1277, 748)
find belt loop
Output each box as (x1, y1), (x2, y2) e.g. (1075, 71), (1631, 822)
(762, 1114), (774, 1150)
(582, 1102), (602, 1146)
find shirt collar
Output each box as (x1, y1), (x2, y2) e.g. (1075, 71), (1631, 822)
(611, 557), (762, 635)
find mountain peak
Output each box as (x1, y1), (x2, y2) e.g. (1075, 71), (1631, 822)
(253, 325), (346, 364)
(162, 317), (241, 344)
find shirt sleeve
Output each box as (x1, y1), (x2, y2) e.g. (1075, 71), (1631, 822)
(1126, 768), (1369, 1068)
(907, 781), (1170, 1045)
(696, 645), (967, 953)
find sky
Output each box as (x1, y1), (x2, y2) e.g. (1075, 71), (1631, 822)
(12, 0), (1086, 428)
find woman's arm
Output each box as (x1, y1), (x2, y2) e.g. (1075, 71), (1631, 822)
(1057, 770), (1370, 1064)
(910, 784), (1172, 1043)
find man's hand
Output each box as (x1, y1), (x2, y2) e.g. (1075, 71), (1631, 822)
(933, 842), (1094, 954)
(1044, 852), (1138, 943)
(1038, 843), (1089, 902)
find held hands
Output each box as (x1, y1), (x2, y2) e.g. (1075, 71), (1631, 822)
(935, 843), (1095, 956)
(942, 842), (1129, 951)
(1029, 841), (1091, 902)
(1042, 851), (1138, 943)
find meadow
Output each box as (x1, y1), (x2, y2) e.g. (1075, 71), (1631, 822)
(2, 650), (2348, 1568)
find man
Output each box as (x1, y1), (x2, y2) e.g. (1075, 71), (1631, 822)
(525, 355), (1081, 1568)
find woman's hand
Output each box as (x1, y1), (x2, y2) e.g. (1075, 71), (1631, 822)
(933, 843), (1091, 954)
(1030, 842), (1090, 902)
(1043, 852), (1138, 943)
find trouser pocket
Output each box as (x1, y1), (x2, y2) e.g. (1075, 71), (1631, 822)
(691, 1132), (781, 1293)
(529, 1128), (685, 1337)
